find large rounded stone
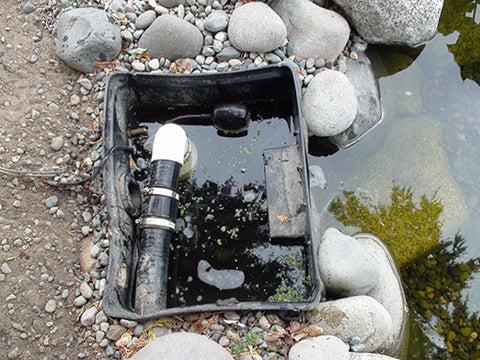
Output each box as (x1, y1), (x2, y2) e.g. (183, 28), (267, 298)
(289, 335), (349, 360)
(355, 233), (407, 356)
(307, 295), (393, 352)
(331, 0), (443, 46)
(302, 69), (357, 137)
(228, 2), (287, 53)
(53, 8), (122, 73)
(130, 332), (234, 360)
(271, 0), (350, 61)
(138, 15), (203, 60)
(318, 228), (379, 297)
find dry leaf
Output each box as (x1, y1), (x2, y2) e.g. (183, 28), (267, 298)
(265, 333), (282, 342)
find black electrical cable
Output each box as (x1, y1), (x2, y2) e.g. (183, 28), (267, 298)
(44, 145), (133, 187)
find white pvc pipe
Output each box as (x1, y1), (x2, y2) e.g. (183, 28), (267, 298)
(151, 123), (187, 164)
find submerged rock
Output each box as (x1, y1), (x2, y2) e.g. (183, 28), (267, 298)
(271, 0), (350, 61)
(53, 8), (122, 73)
(228, 2), (287, 53)
(351, 115), (468, 237)
(197, 260), (245, 290)
(331, 0), (443, 46)
(329, 52), (382, 148)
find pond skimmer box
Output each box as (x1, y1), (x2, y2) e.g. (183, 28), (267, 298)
(102, 65), (322, 320)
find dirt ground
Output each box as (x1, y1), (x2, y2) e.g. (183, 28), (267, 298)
(0, 1), (103, 358)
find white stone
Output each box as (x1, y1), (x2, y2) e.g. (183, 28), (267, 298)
(331, 0), (443, 46)
(130, 332), (234, 360)
(307, 295), (393, 352)
(302, 69), (357, 137)
(228, 2), (286, 53)
(289, 335), (349, 360)
(318, 228), (379, 296)
(271, 0), (350, 61)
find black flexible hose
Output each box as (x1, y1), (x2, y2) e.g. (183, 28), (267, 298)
(45, 145), (133, 187)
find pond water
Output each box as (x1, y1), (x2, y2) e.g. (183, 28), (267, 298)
(308, 1), (480, 358)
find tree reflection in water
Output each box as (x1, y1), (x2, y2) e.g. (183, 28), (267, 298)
(329, 184), (480, 359)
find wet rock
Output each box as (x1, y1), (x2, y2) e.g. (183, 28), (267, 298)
(228, 2), (286, 53)
(138, 15), (203, 60)
(197, 260), (244, 290)
(355, 234), (407, 355)
(289, 335), (349, 360)
(302, 69), (357, 137)
(271, 0), (350, 61)
(204, 10), (229, 33)
(53, 8), (122, 73)
(307, 295), (392, 352)
(135, 10), (157, 30)
(332, 0), (442, 46)
(318, 228), (379, 297)
(130, 332), (234, 360)
(329, 52), (382, 148)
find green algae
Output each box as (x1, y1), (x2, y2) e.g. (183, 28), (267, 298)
(329, 184), (443, 266)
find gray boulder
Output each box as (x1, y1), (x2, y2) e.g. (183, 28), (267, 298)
(289, 335), (350, 360)
(318, 228), (379, 297)
(130, 332), (234, 360)
(302, 69), (357, 137)
(53, 8), (122, 73)
(138, 15), (203, 60)
(331, 0), (443, 46)
(157, 0), (186, 7)
(307, 295), (393, 352)
(135, 10), (157, 30)
(228, 2), (287, 53)
(271, 0), (350, 61)
(355, 233), (407, 356)
(329, 52), (383, 148)
(205, 10), (229, 33)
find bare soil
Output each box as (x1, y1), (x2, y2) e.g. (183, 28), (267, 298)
(0, 1), (103, 358)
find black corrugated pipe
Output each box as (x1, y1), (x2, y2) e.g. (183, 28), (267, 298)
(134, 124), (187, 315)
